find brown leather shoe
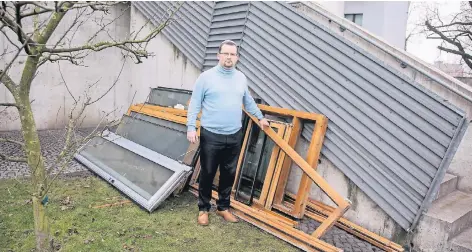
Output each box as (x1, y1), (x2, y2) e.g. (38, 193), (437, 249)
(216, 209), (239, 223)
(197, 211), (209, 226)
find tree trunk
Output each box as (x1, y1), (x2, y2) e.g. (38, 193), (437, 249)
(17, 88), (51, 251)
(32, 196), (50, 252)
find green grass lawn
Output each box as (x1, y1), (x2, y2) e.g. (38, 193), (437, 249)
(0, 175), (299, 252)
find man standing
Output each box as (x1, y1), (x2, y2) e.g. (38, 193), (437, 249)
(187, 40), (269, 226)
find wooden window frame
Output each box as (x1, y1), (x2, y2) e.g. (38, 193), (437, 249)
(127, 102), (402, 252)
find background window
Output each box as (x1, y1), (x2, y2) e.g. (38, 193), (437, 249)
(345, 13), (363, 26)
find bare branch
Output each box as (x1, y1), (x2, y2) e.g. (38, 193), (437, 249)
(20, 8), (52, 19)
(437, 46), (472, 60)
(437, 46), (472, 69)
(14, 3), (31, 55)
(0, 153), (27, 163)
(20, 1), (122, 13)
(54, 105), (62, 127)
(40, 3), (182, 63)
(0, 27), (21, 50)
(38, 53), (86, 67)
(0, 70), (18, 94)
(17, 2), (57, 12)
(426, 20), (461, 46)
(86, 55), (127, 105)
(51, 7), (89, 50)
(86, 5), (130, 44)
(44, 106), (118, 191)
(0, 137), (24, 146)
(42, 39), (146, 62)
(432, 22), (472, 29)
(36, 2), (74, 46)
(0, 37), (31, 87)
(67, 10), (95, 49)
(48, 101), (87, 177)
(0, 103), (18, 107)
(0, 10), (35, 53)
(426, 19), (472, 70)
(57, 63), (77, 103)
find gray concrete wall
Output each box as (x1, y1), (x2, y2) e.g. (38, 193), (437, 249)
(1, 4), (132, 131)
(0, 4), (200, 132)
(129, 6), (201, 102)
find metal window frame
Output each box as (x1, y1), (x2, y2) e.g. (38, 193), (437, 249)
(75, 130), (192, 212)
(147, 86), (193, 108)
(116, 113), (198, 166)
(344, 13), (363, 25)
(126, 104), (201, 167)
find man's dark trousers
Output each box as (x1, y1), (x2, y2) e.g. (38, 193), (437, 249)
(198, 127), (242, 212)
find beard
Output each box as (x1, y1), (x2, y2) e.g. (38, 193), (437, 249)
(223, 60), (234, 68)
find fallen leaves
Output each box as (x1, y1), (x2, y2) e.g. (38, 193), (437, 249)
(84, 238), (94, 244)
(60, 196), (74, 211)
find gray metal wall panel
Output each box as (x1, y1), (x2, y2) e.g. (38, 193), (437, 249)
(133, 2), (214, 69)
(237, 1), (467, 230)
(202, 2), (249, 71)
(133, 1), (468, 231)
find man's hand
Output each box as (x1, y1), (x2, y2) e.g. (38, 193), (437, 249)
(259, 118), (270, 130)
(187, 131), (198, 143)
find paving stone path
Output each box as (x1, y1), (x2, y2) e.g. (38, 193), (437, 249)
(298, 218), (386, 251)
(0, 128), (92, 179)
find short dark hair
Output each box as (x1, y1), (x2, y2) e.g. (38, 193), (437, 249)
(218, 40), (238, 54)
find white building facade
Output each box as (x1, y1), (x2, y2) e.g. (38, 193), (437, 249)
(315, 1), (409, 50)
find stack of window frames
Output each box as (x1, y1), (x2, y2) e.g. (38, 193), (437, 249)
(76, 86), (404, 251)
(75, 88), (196, 212)
(188, 105), (404, 252)
(75, 130), (192, 212)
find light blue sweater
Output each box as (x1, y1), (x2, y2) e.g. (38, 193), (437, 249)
(187, 65), (264, 135)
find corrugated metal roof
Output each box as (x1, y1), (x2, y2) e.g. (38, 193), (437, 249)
(132, 1), (469, 231)
(202, 1), (249, 71)
(133, 1), (214, 69)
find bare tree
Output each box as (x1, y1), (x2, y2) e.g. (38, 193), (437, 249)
(424, 1), (472, 71)
(405, 1), (427, 51)
(0, 2), (181, 251)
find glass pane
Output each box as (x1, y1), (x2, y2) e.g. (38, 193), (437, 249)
(148, 87), (192, 109)
(80, 137), (175, 200)
(344, 14), (353, 22)
(255, 138), (277, 199)
(235, 123), (279, 205)
(354, 14), (363, 26)
(117, 114), (197, 165)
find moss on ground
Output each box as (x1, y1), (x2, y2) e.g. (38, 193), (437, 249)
(0, 176), (299, 252)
